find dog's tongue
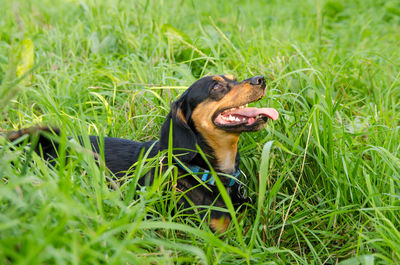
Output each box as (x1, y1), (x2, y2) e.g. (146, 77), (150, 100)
(227, 107), (279, 120)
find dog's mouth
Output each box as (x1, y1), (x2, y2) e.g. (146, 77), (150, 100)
(213, 103), (279, 131)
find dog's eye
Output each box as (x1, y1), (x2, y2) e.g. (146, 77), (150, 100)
(213, 83), (221, 90)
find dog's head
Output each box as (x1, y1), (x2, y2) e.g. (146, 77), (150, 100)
(160, 75), (278, 164)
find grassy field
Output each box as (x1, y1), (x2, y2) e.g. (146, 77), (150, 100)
(1, 0), (400, 264)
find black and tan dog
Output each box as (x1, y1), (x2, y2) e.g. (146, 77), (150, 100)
(5, 75), (278, 232)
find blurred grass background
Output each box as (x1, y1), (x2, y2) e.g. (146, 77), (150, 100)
(1, 0), (400, 264)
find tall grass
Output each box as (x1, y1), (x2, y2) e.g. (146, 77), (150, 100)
(1, 0), (399, 263)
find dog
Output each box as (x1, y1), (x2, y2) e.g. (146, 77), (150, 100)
(5, 75), (278, 232)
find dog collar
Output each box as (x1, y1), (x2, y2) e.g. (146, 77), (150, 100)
(175, 160), (239, 187)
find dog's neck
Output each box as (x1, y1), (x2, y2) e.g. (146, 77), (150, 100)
(194, 132), (240, 175)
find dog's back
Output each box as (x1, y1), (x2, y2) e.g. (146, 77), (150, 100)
(88, 136), (159, 177)
(3, 127), (160, 178)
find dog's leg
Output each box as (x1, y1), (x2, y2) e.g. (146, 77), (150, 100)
(5, 126), (61, 161)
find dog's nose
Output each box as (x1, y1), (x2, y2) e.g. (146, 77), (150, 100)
(250, 76), (265, 86)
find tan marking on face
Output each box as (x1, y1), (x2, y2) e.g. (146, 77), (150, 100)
(212, 76), (225, 82)
(224, 74), (235, 80)
(191, 81), (265, 172)
(210, 216), (231, 233)
(192, 102), (239, 173)
(176, 107), (186, 123)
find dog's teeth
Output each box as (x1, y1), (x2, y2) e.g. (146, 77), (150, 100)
(245, 104), (248, 107)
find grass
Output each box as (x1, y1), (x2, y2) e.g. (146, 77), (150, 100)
(1, 0), (400, 263)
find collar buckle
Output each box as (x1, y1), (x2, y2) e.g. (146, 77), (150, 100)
(199, 169), (240, 187)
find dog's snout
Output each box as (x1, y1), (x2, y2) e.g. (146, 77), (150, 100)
(250, 76), (265, 86)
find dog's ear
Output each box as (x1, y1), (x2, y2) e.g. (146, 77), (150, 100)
(160, 98), (197, 162)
